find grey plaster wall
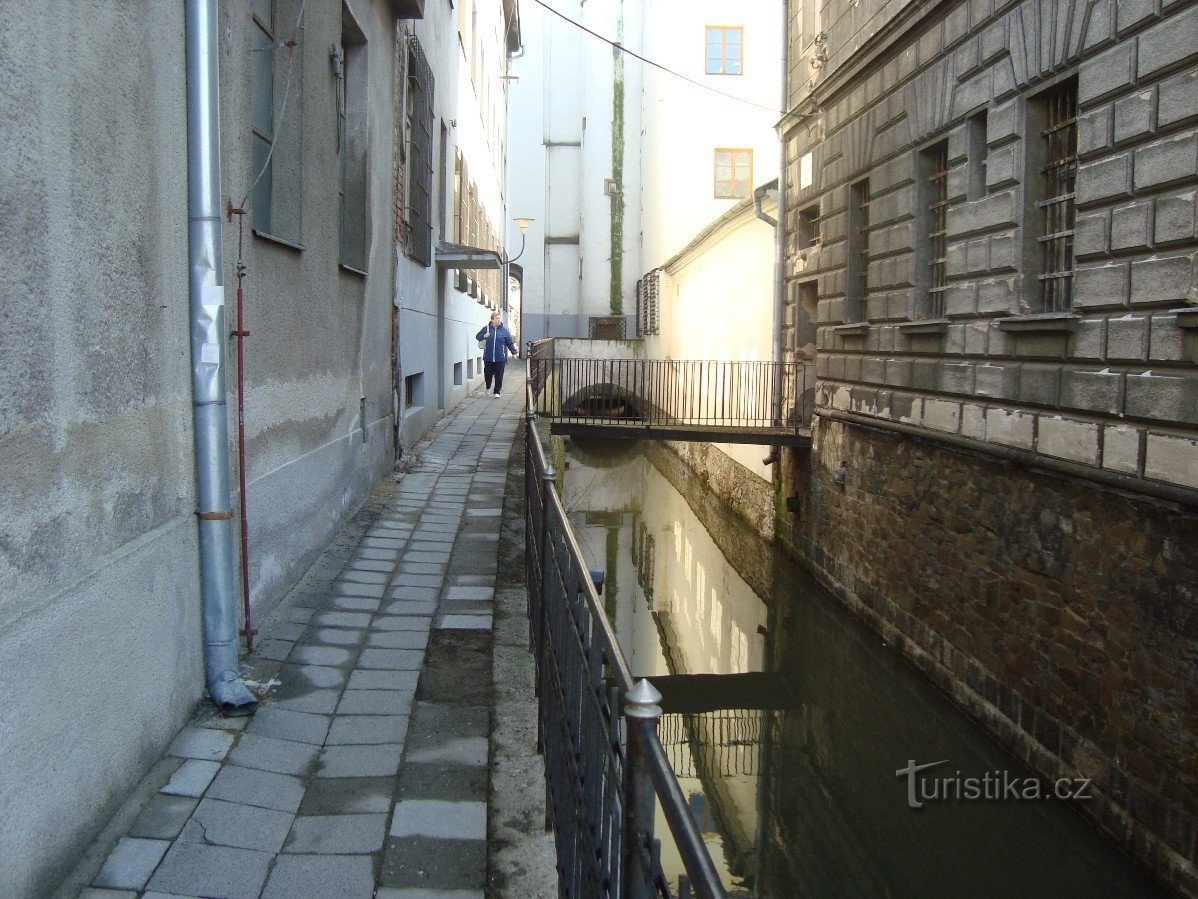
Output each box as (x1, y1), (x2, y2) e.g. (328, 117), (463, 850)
(0, 4), (201, 896)
(0, 2), (399, 895)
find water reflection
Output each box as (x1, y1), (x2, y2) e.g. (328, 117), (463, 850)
(559, 438), (1161, 899)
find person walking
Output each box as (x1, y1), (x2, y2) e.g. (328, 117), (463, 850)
(476, 312), (518, 397)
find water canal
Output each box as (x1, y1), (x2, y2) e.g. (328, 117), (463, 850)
(555, 437), (1162, 899)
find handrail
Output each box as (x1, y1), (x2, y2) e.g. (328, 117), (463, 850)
(525, 380), (727, 899)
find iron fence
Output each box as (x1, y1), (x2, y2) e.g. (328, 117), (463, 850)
(526, 382), (726, 899)
(659, 710), (764, 779)
(530, 355), (810, 432)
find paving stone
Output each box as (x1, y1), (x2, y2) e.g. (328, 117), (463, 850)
(314, 611), (374, 629)
(436, 600), (491, 616)
(326, 715), (411, 746)
(262, 854), (376, 899)
(246, 707), (331, 746)
(382, 598), (439, 617)
(347, 559), (396, 573)
(304, 626), (367, 646)
(277, 663), (349, 690)
(207, 765), (306, 814)
(367, 630), (429, 650)
(285, 606), (315, 624)
(129, 794), (198, 840)
(333, 581), (387, 598)
(358, 648), (425, 670)
(288, 644), (355, 667)
(376, 889), (484, 898)
(404, 737), (488, 768)
(254, 638), (295, 662)
(180, 798), (293, 853)
(389, 585), (439, 602)
(331, 595), (383, 612)
(271, 688), (341, 715)
(284, 814), (389, 854)
(167, 726), (234, 762)
(79, 889), (139, 899)
(146, 842), (272, 899)
(465, 508), (502, 517)
(337, 690), (414, 716)
(402, 563), (447, 576)
(444, 587), (494, 602)
(356, 546), (400, 561)
(391, 574), (446, 587)
(92, 837), (170, 890)
(373, 615), (433, 633)
(396, 763), (487, 803)
(389, 800), (486, 842)
(436, 614), (492, 630)
(299, 777), (396, 815)
(447, 575), (493, 586)
(404, 551), (452, 564)
(317, 744), (405, 778)
(347, 669), (421, 691)
(227, 733), (320, 777)
(339, 569), (389, 585)
(160, 759), (220, 798)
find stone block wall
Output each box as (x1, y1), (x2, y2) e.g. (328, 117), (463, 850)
(780, 0), (1198, 890)
(777, 419), (1198, 893)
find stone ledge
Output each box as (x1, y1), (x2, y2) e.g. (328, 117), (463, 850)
(995, 312), (1080, 333)
(897, 318), (950, 334)
(1173, 307), (1198, 329)
(830, 322), (871, 336)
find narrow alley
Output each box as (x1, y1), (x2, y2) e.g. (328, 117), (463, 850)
(65, 377), (554, 899)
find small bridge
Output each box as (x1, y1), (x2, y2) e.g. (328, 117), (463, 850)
(528, 339), (812, 446)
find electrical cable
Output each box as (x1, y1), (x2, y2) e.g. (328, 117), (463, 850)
(531, 0), (785, 116)
(240, 0), (308, 210)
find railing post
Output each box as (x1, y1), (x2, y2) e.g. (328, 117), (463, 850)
(536, 460), (556, 752)
(623, 678), (663, 899)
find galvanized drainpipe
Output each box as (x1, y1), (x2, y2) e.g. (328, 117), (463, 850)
(185, 0), (258, 716)
(763, 0), (789, 469)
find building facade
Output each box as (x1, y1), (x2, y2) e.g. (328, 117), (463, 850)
(507, 0), (782, 342)
(778, 0), (1198, 890)
(0, 1), (413, 895)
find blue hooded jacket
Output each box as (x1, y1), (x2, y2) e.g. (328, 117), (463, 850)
(476, 322), (517, 363)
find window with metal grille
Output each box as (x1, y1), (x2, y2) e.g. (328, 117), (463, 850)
(846, 178), (869, 322)
(798, 204), (820, 248)
(922, 141), (949, 318)
(705, 26), (743, 75)
(1037, 80), (1077, 312)
(715, 148), (752, 199)
(403, 34), (434, 268)
(636, 270), (661, 336)
(589, 316), (626, 339)
(251, 0), (304, 245)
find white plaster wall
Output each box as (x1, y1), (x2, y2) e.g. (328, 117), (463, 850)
(647, 203), (778, 481)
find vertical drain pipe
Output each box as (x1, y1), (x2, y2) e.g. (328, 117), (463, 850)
(185, 0), (258, 716)
(764, 1), (789, 469)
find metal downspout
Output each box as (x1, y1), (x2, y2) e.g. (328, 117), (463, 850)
(185, 0), (257, 716)
(765, 0), (788, 469)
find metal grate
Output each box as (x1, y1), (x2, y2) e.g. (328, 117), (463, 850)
(847, 179), (870, 322)
(928, 142), (949, 318)
(637, 270), (661, 336)
(1038, 81), (1077, 313)
(589, 316), (627, 339)
(404, 35), (435, 267)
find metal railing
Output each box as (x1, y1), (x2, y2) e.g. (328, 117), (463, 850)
(659, 710), (764, 779)
(525, 381), (726, 899)
(530, 355), (810, 432)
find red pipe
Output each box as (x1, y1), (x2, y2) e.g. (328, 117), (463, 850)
(227, 202), (256, 652)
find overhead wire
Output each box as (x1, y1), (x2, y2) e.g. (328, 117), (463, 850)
(530, 0), (786, 116)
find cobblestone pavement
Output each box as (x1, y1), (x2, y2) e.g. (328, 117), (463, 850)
(73, 379), (546, 898)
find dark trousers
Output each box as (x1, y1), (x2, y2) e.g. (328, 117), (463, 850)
(484, 359), (506, 393)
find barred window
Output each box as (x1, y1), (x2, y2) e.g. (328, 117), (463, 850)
(402, 34), (434, 268)
(921, 141), (949, 319)
(338, 5), (368, 271)
(1037, 80), (1077, 312)
(251, 0), (304, 245)
(636, 270), (661, 336)
(845, 178), (869, 323)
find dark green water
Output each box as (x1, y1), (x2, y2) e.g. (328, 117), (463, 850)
(559, 439), (1163, 899)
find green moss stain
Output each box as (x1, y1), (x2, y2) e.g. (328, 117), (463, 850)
(609, 6), (625, 316)
(605, 525), (619, 621)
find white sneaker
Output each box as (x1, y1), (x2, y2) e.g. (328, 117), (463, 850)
(493, 392), (501, 398)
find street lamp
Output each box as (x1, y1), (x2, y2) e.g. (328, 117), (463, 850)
(504, 217), (534, 330)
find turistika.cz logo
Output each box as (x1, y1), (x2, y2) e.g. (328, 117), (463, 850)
(896, 759), (1093, 809)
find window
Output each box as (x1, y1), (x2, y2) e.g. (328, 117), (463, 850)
(338, 6), (368, 272)
(798, 204), (820, 248)
(403, 34), (435, 267)
(453, 362), (463, 386)
(1036, 79), (1078, 312)
(967, 110), (988, 201)
(919, 141), (949, 318)
(404, 372), (424, 407)
(714, 148), (752, 199)
(636, 269), (661, 336)
(250, 0), (304, 244)
(705, 26), (743, 75)
(846, 178), (870, 323)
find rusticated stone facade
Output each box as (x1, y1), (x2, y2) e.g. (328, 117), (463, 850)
(780, 0), (1198, 891)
